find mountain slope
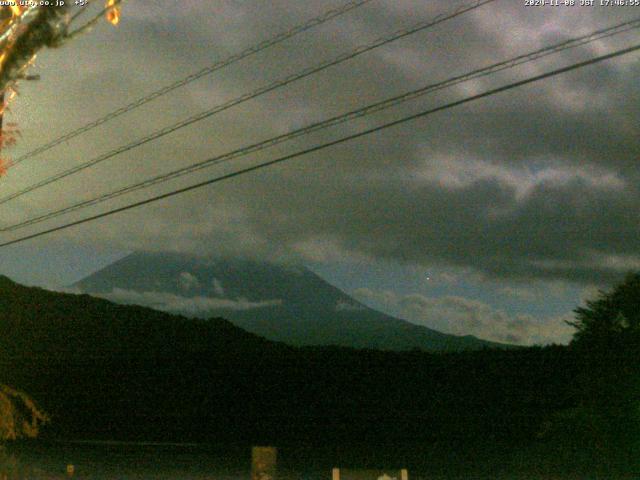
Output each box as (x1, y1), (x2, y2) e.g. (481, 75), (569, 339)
(0, 274), (296, 440)
(0, 275), (583, 446)
(0, 275), (628, 476)
(73, 252), (505, 351)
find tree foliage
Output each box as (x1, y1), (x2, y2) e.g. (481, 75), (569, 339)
(0, 384), (48, 441)
(567, 272), (640, 345)
(0, 1), (123, 93)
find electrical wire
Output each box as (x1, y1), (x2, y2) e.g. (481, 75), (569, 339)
(7, 0), (375, 168)
(1, 41), (638, 248)
(0, 0), (496, 205)
(2, 17), (638, 234)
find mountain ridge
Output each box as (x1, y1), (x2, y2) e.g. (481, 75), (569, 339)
(0, 259), (629, 475)
(73, 251), (509, 351)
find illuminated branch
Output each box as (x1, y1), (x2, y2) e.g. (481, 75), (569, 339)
(0, 6), (69, 94)
(0, 384), (49, 441)
(0, 1), (123, 175)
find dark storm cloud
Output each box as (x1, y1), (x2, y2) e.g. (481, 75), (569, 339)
(236, 159), (638, 285)
(5, 0), (640, 286)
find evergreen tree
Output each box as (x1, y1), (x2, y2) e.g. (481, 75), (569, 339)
(568, 272), (640, 346)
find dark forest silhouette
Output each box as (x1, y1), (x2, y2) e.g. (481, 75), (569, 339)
(0, 273), (638, 477)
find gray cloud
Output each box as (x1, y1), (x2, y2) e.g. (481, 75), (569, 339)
(178, 272), (200, 291)
(353, 287), (574, 345)
(2, 0), (638, 288)
(211, 278), (225, 297)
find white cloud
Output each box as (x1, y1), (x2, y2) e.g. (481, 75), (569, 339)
(353, 288), (574, 346)
(498, 280), (570, 302)
(335, 299), (365, 312)
(211, 278), (225, 297)
(178, 272), (200, 291)
(95, 288), (282, 315)
(589, 252), (640, 271)
(414, 154), (626, 202)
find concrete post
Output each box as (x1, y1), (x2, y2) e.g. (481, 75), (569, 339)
(251, 446), (277, 480)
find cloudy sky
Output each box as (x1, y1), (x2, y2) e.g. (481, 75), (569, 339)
(0, 0), (638, 345)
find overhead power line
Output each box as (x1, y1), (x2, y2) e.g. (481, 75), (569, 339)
(0, 18), (640, 232)
(1, 41), (638, 248)
(7, 0), (373, 168)
(1, 18), (638, 234)
(0, 0), (496, 205)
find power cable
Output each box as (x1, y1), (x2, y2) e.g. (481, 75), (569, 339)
(2, 18), (638, 233)
(1, 41), (638, 248)
(0, 0), (496, 204)
(6, 0), (373, 168)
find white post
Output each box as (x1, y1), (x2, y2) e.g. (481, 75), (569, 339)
(332, 467), (340, 480)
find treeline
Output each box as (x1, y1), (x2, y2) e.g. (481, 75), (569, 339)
(0, 275), (637, 476)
